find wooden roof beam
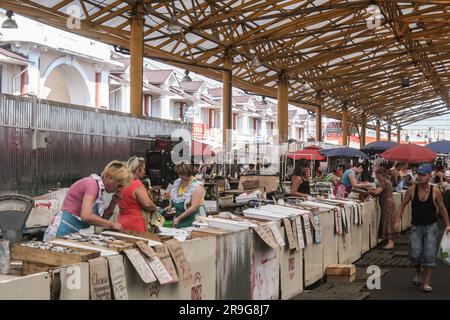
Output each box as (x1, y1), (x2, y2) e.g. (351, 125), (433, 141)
(377, 0), (450, 108)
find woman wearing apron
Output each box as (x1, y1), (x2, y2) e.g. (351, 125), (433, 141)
(165, 163), (206, 228)
(44, 161), (130, 241)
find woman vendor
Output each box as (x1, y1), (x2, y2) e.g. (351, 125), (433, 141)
(112, 156), (157, 232)
(291, 159), (311, 197)
(44, 160), (130, 240)
(165, 163), (206, 228)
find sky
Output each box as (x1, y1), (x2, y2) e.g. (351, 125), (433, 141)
(403, 114), (450, 142)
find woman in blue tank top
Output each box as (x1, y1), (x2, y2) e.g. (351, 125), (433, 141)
(341, 163), (369, 197)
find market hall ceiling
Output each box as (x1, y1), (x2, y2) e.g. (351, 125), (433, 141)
(2, 0), (450, 128)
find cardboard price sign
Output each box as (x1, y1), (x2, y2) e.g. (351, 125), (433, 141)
(283, 218), (297, 250)
(302, 214), (314, 246)
(136, 241), (174, 285)
(154, 245), (179, 283)
(106, 255), (128, 300)
(307, 212), (318, 231)
(252, 225), (278, 249)
(268, 222), (286, 247)
(291, 218), (300, 251)
(89, 257), (112, 300)
(124, 249), (157, 284)
(165, 239), (194, 287)
(294, 216), (305, 249)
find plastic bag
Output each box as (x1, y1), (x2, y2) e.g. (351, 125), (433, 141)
(438, 232), (450, 266)
(0, 240), (10, 275)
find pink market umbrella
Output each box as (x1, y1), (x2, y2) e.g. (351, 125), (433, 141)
(380, 143), (437, 163)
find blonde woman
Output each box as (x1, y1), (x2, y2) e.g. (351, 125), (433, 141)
(44, 161), (130, 240)
(115, 156), (157, 231)
(165, 163), (206, 228)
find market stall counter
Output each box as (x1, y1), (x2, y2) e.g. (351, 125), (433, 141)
(191, 228), (252, 300)
(201, 214), (281, 300)
(124, 235), (216, 300)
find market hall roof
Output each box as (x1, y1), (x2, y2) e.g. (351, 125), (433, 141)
(2, 0), (450, 129)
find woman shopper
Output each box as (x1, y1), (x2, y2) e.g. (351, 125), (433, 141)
(112, 156), (157, 232)
(325, 167), (341, 186)
(291, 159), (311, 197)
(165, 163), (206, 228)
(340, 163), (370, 197)
(368, 168), (397, 250)
(44, 160), (130, 240)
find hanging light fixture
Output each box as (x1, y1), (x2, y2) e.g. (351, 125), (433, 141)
(261, 96), (268, 105)
(2, 10), (18, 29)
(182, 70), (192, 82)
(250, 55), (261, 68)
(167, 2), (182, 33)
(167, 18), (182, 33)
(400, 76), (410, 88)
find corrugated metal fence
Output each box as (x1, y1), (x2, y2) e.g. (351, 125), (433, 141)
(0, 94), (190, 196)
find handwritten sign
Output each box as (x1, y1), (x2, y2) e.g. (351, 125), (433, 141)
(154, 245), (179, 282)
(268, 222), (286, 247)
(136, 241), (174, 285)
(291, 218), (300, 251)
(106, 255), (128, 300)
(165, 239), (193, 287)
(283, 218), (296, 250)
(124, 249), (157, 284)
(136, 241), (157, 258)
(302, 214), (313, 246)
(262, 223), (280, 248)
(294, 216), (305, 249)
(89, 257), (112, 300)
(314, 214), (322, 244)
(307, 212), (318, 231)
(252, 225), (278, 249)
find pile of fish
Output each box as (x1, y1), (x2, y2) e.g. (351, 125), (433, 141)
(20, 241), (75, 253)
(63, 232), (127, 248)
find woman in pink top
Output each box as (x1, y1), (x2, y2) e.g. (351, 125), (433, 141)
(116, 157), (156, 231)
(44, 161), (130, 240)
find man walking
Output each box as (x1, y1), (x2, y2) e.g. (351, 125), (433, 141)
(395, 164), (450, 292)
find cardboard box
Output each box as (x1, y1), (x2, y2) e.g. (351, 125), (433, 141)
(326, 273), (356, 283)
(325, 264), (356, 276)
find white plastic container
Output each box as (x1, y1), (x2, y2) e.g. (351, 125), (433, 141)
(206, 217), (254, 231)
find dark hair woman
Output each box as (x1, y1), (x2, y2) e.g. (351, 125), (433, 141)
(291, 159), (311, 197)
(340, 163), (370, 197)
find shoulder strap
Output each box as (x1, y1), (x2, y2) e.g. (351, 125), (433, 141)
(411, 184), (417, 202)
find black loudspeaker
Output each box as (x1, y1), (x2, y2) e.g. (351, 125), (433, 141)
(145, 150), (177, 188)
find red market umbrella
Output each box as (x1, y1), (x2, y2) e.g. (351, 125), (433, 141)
(304, 145), (321, 150)
(288, 148), (326, 161)
(380, 143), (437, 163)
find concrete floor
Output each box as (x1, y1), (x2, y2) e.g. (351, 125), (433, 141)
(367, 221), (450, 300)
(294, 218), (450, 300)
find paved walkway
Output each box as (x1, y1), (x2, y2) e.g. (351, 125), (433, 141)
(294, 219), (450, 300)
(367, 220), (450, 300)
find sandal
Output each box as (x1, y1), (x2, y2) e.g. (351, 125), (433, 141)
(423, 285), (433, 293)
(412, 273), (423, 287)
